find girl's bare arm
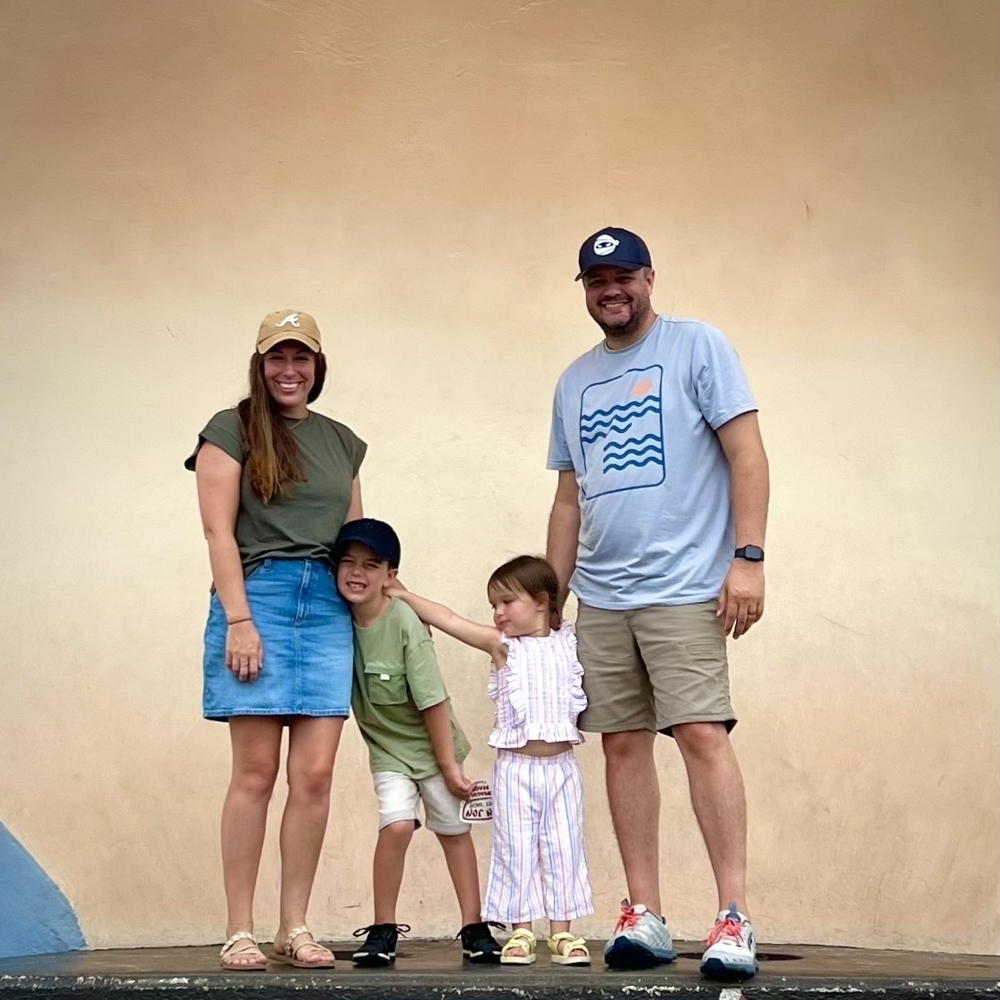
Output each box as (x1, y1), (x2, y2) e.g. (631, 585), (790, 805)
(387, 586), (506, 665)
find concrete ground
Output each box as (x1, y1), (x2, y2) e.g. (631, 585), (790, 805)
(1, 939), (997, 1000)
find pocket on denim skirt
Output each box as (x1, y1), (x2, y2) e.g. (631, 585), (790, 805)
(244, 559), (273, 581)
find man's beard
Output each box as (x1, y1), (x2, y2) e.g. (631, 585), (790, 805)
(592, 299), (650, 339)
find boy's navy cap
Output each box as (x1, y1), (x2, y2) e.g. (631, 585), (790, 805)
(576, 227), (652, 280)
(332, 518), (401, 568)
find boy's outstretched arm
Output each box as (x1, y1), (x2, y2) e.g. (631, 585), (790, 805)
(387, 584), (505, 664)
(423, 701), (473, 800)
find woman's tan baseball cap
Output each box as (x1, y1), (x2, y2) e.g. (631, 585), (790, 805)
(256, 310), (322, 354)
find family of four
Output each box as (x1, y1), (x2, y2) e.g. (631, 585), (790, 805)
(185, 227), (770, 980)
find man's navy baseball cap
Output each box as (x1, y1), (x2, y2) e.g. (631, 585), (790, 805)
(332, 518), (401, 568)
(576, 227), (652, 280)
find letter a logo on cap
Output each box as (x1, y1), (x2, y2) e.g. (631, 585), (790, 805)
(276, 313), (301, 328)
(593, 234), (619, 256)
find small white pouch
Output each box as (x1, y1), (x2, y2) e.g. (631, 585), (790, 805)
(460, 779), (494, 822)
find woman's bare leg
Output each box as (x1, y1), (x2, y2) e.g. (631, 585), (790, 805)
(274, 716), (344, 964)
(221, 717), (282, 962)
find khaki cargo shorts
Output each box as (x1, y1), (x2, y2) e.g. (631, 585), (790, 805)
(576, 601), (736, 736)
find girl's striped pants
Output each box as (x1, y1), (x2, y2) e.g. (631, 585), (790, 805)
(483, 749), (594, 923)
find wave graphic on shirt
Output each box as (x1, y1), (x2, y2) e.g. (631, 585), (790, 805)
(602, 432), (663, 472)
(578, 366), (665, 498)
(580, 402), (662, 442)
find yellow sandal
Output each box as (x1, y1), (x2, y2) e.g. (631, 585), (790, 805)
(548, 931), (590, 966)
(500, 928), (537, 965)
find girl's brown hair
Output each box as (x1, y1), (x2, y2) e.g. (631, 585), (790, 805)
(487, 555), (561, 631)
(237, 350), (328, 504)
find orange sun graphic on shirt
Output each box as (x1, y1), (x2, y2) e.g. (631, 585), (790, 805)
(631, 379), (654, 398)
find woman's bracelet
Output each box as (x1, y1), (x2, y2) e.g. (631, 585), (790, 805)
(227, 616), (252, 626)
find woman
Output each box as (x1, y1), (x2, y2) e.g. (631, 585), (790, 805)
(185, 310), (365, 971)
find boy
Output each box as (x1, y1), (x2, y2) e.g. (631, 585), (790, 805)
(333, 518), (502, 966)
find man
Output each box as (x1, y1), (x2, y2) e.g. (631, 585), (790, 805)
(545, 227), (769, 980)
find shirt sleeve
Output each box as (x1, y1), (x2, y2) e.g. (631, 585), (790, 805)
(691, 325), (758, 430)
(351, 431), (367, 478)
(328, 420), (366, 478)
(400, 608), (448, 711)
(546, 379), (575, 471)
(184, 409), (245, 470)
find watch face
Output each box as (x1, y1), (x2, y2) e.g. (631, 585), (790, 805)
(742, 546), (764, 561)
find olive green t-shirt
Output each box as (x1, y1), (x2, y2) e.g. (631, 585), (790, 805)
(351, 598), (471, 780)
(185, 408), (366, 575)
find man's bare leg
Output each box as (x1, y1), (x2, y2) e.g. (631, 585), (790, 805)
(672, 722), (747, 913)
(602, 729), (661, 913)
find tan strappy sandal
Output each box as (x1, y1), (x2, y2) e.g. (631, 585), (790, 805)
(219, 931), (268, 971)
(270, 925), (336, 969)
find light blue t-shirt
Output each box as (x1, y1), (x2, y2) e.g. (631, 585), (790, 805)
(547, 315), (757, 610)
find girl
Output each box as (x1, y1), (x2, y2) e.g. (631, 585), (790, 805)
(186, 310), (365, 971)
(387, 555), (593, 966)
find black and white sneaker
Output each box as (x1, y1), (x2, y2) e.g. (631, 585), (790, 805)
(459, 921), (504, 964)
(352, 923), (410, 967)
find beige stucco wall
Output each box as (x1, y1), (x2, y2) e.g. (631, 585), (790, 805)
(0, 0), (996, 956)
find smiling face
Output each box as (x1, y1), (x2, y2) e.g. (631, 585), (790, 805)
(488, 583), (550, 638)
(336, 542), (396, 612)
(582, 265), (656, 344)
(261, 341), (317, 417)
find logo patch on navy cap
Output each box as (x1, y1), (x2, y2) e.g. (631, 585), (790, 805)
(593, 234), (620, 256)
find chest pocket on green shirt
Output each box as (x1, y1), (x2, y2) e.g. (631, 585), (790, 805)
(365, 661), (409, 706)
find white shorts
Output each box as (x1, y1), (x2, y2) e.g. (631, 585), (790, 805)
(372, 770), (471, 836)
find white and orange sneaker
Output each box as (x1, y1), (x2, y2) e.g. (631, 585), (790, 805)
(603, 900), (677, 970)
(700, 903), (757, 980)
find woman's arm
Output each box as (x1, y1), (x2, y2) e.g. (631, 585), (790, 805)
(345, 475), (363, 522)
(388, 585), (506, 664)
(195, 442), (263, 681)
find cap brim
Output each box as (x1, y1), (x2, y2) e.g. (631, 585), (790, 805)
(331, 532), (396, 567)
(575, 260), (649, 281)
(256, 332), (321, 354)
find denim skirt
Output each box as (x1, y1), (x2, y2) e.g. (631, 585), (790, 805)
(202, 558), (353, 721)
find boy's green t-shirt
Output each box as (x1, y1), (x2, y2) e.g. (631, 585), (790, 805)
(184, 408), (366, 576)
(351, 598), (470, 780)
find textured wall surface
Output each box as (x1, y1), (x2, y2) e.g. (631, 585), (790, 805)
(0, 0), (996, 956)
(0, 825), (86, 958)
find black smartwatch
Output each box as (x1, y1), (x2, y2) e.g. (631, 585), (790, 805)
(735, 545), (765, 563)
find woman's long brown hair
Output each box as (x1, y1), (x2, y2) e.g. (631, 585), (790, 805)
(237, 350), (328, 504)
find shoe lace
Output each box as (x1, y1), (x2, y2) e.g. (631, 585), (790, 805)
(706, 915), (745, 947)
(353, 923), (410, 939)
(456, 920), (506, 940)
(613, 899), (644, 934)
